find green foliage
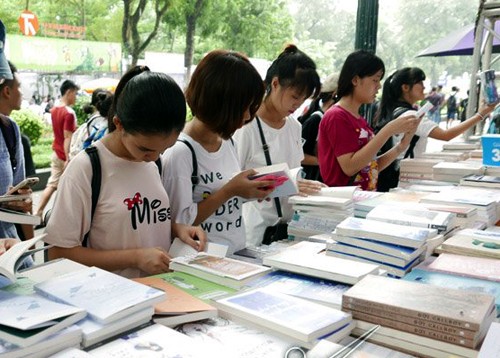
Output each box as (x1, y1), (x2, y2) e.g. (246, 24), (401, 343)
(9, 109), (46, 145)
(31, 136), (53, 169)
(73, 95), (91, 126)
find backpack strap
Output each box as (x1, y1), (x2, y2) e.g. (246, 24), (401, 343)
(82, 146), (101, 247)
(177, 139), (199, 191)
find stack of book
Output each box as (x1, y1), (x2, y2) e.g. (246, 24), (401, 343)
(399, 158), (441, 182)
(353, 191), (428, 218)
(287, 187), (355, 239)
(432, 160), (485, 183)
(213, 287), (354, 348)
(435, 228), (500, 259)
(460, 174), (500, 189)
(365, 204), (456, 235)
(262, 241), (380, 285)
(33, 266), (165, 349)
(343, 275), (497, 354)
(442, 141), (481, 151)
(421, 150), (469, 162)
(420, 187), (499, 226)
(169, 253), (271, 289)
(328, 217), (438, 277)
(404, 254), (500, 316)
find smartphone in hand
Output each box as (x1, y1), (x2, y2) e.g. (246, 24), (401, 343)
(6, 177), (39, 195)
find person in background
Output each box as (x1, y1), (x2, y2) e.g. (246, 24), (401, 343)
(425, 85), (445, 124)
(0, 20), (34, 242)
(317, 50), (419, 191)
(374, 67), (497, 192)
(45, 66), (206, 278)
(446, 86), (459, 129)
(35, 79), (79, 221)
(233, 44), (325, 247)
(300, 72), (339, 181)
(162, 50), (274, 254)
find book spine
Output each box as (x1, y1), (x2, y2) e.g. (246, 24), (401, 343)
(348, 310), (477, 348)
(342, 295), (480, 331)
(344, 305), (479, 340)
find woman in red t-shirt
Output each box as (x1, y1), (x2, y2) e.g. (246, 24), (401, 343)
(318, 50), (420, 191)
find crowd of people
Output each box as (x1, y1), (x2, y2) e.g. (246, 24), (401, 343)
(1, 17), (498, 278)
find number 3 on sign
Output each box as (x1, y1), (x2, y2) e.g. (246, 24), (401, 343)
(492, 148), (500, 162)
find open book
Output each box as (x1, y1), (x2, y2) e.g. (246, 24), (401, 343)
(0, 234), (48, 284)
(249, 163), (300, 199)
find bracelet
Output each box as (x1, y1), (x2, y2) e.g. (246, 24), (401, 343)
(476, 112), (487, 121)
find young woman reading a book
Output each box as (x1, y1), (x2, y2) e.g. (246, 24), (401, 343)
(45, 66), (206, 278)
(317, 50), (420, 191)
(161, 50), (275, 254)
(233, 45), (325, 247)
(374, 66), (497, 191)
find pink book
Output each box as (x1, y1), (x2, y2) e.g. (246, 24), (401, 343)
(417, 253), (500, 283)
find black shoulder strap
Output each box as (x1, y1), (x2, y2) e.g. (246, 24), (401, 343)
(82, 146), (101, 247)
(177, 139), (199, 191)
(154, 158), (162, 175)
(255, 116), (283, 218)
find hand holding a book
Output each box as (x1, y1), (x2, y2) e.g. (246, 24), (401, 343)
(225, 169), (276, 200)
(1, 187), (33, 213)
(0, 238), (19, 256)
(477, 99), (498, 119)
(172, 222), (207, 252)
(384, 113), (420, 136)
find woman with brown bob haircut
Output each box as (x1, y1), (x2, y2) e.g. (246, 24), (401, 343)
(162, 50), (276, 254)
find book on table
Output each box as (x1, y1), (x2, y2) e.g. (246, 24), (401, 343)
(0, 325), (82, 358)
(460, 174), (500, 188)
(352, 320), (481, 358)
(365, 204), (456, 234)
(262, 241), (380, 285)
(335, 217), (437, 249)
(246, 270), (351, 310)
(213, 287), (352, 345)
(0, 207), (41, 225)
(416, 253), (500, 283)
(436, 228), (500, 259)
(168, 237), (228, 258)
(403, 268), (500, 317)
(133, 276), (217, 327)
(33, 266), (166, 325)
(169, 253), (271, 289)
(76, 307), (154, 348)
(478, 322), (500, 358)
(0, 234), (48, 284)
(248, 162), (300, 199)
(329, 233), (425, 263)
(342, 275), (496, 348)
(0, 290), (86, 348)
(87, 322), (216, 357)
(153, 271), (236, 302)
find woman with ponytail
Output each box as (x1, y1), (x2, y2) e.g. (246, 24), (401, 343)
(45, 66), (206, 278)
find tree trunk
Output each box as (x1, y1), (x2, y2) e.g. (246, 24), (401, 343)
(184, 0), (204, 84)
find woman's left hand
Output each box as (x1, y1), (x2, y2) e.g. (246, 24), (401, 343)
(297, 179), (327, 196)
(172, 223), (207, 252)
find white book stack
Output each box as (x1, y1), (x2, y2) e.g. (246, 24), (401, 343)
(442, 141), (481, 151)
(213, 287), (353, 348)
(420, 187), (499, 226)
(421, 150), (469, 162)
(460, 174), (500, 189)
(365, 204), (456, 234)
(353, 191), (428, 219)
(432, 161), (485, 183)
(329, 217), (438, 277)
(287, 187), (356, 240)
(399, 158), (441, 182)
(33, 266), (164, 347)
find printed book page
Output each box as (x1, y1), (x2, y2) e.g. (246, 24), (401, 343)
(34, 266), (165, 323)
(0, 234), (46, 283)
(168, 237), (228, 258)
(172, 254), (269, 280)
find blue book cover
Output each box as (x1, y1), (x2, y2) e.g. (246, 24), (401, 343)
(403, 268), (500, 316)
(247, 270), (350, 308)
(332, 235), (422, 260)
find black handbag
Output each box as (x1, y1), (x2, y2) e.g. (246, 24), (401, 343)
(256, 117), (288, 245)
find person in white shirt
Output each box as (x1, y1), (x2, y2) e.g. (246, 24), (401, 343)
(162, 50), (274, 254)
(44, 66), (206, 278)
(374, 66), (497, 192)
(233, 45), (325, 247)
